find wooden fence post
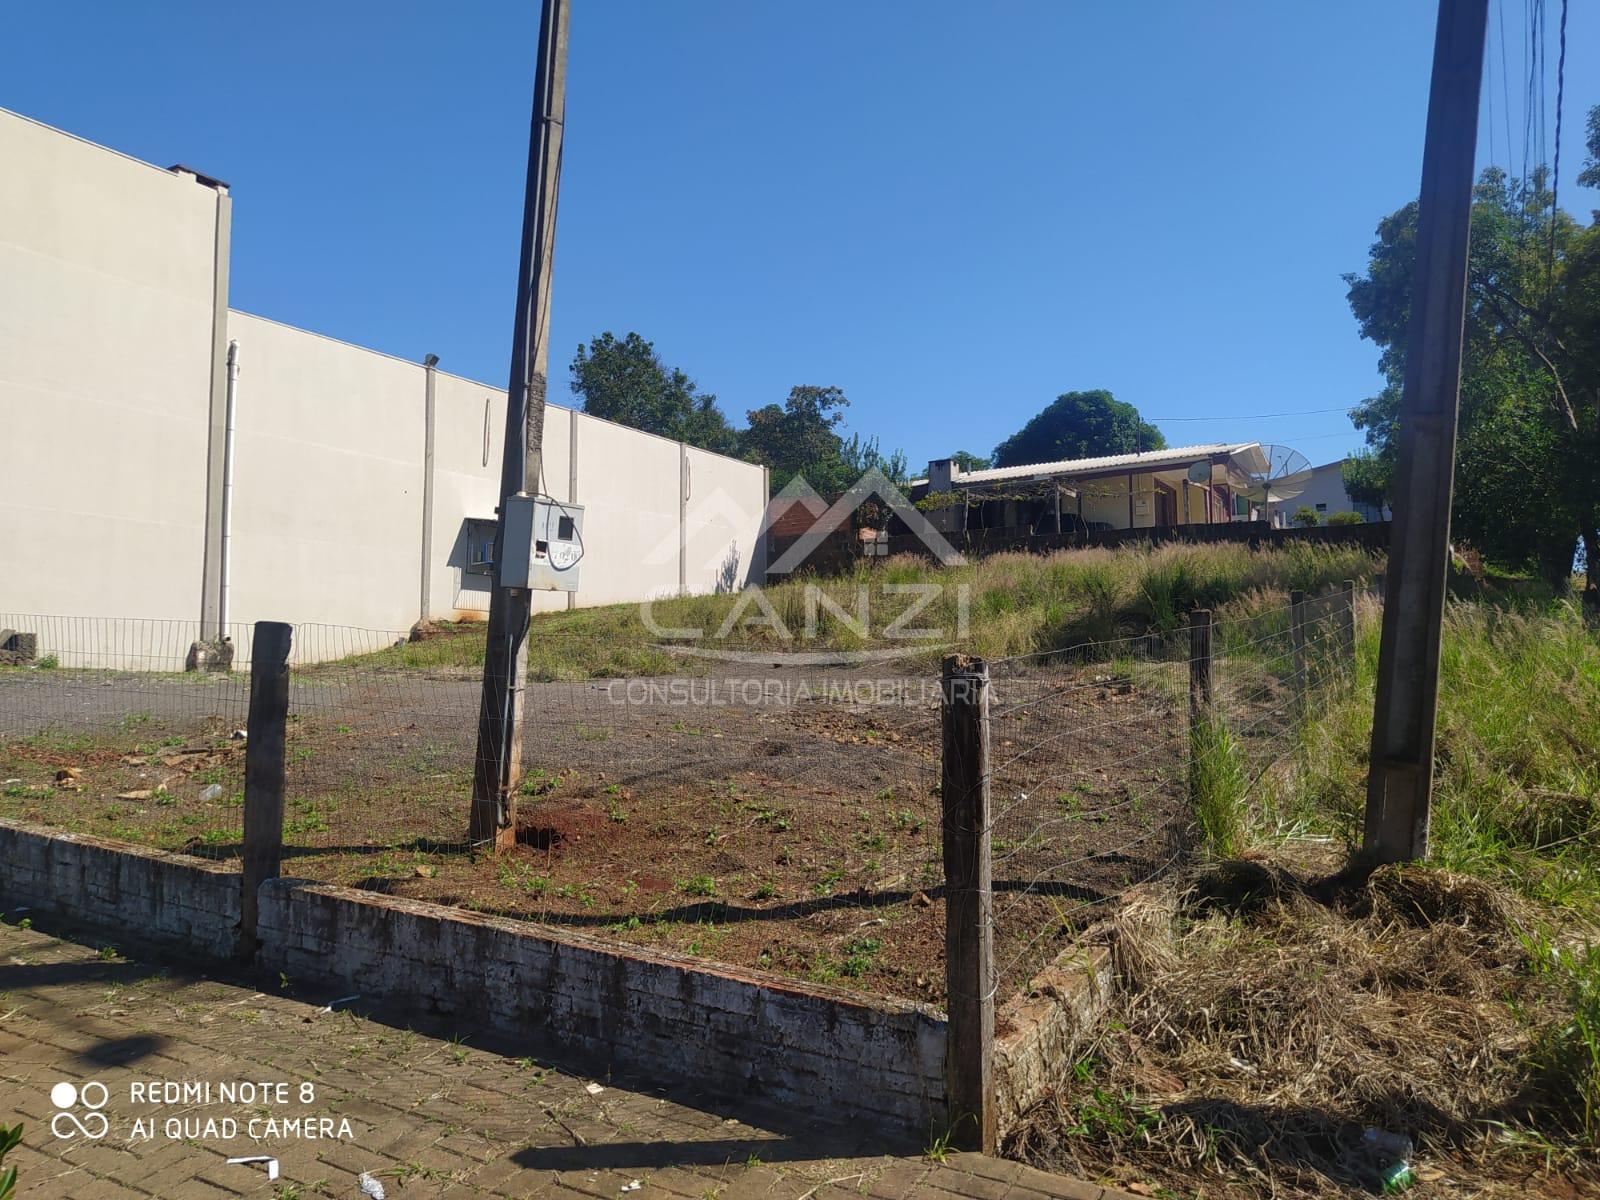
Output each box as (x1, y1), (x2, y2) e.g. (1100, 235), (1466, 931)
(1290, 590), (1308, 718)
(1188, 609), (1214, 737)
(1340, 579), (1358, 672)
(239, 621), (291, 960)
(941, 653), (995, 1153)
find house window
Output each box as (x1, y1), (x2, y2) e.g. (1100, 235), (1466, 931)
(1315, 503), (1327, 513)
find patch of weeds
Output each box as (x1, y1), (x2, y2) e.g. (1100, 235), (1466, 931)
(894, 809), (924, 835)
(679, 875), (717, 898)
(554, 882), (595, 907)
(753, 882), (776, 901)
(37, 654), (58, 670)
(519, 769), (560, 797)
(840, 936), (881, 977)
(1065, 1086), (1161, 1141)
(812, 868), (844, 896)
(1189, 713), (1247, 859)
(98, 945), (118, 962)
(575, 724), (611, 742)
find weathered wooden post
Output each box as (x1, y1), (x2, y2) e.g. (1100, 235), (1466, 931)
(1290, 590), (1308, 718)
(1340, 580), (1358, 674)
(941, 653), (995, 1153)
(239, 621), (291, 960)
(1188, 608), (1214, 737)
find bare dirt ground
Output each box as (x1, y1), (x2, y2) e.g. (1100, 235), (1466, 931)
(1, 658), (1196, 1006)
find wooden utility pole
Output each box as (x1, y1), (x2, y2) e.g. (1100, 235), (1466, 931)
(471, 0), (571, 850)
(1364, 0), (1487, 864)
(940, 653), (995, 1153)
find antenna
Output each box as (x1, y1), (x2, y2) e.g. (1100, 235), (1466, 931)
(1185, 460), (1211, 486)
(1241, 444), (1313, 526)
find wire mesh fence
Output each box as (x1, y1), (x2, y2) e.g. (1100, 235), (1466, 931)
(979, 581), (1374, 999)
(0, 587), (1376, 1004)
(0, 614), (253, 859)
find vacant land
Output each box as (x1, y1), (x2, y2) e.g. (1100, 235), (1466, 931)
(0, 542), (1370, 1007)
(0, 655), (1200, 1004)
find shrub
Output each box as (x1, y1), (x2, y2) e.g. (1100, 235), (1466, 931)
(1327, 510), (1366, 526)
(1291, 505), (1321, 528)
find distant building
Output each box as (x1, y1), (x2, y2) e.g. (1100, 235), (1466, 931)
(1290, 459), (1389, 526)
(910, 443), (1272, 534)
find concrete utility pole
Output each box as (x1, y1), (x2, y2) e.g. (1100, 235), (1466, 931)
(471, 0), (571, 850)
(1364, 0), (1487, 863)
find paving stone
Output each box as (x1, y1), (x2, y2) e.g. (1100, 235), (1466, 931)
(0, 922), (1140, 1200)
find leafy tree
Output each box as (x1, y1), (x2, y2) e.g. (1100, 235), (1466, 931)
(992, 390), (1166, 468)
(1344, 117), (1600, 597)
(570, 332), (738, 455)
(950, 450), (992, 472)
(1341, 450), (1389, 510)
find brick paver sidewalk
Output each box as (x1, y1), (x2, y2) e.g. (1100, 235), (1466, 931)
(0, 921), (1130, 1199)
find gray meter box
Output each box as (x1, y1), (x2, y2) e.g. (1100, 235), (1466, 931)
(500, 496), (583, 592)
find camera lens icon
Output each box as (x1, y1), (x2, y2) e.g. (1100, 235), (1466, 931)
(50, 1080), (109, 1140)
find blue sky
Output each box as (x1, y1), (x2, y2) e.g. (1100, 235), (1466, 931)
(8, 1), (1596, 471)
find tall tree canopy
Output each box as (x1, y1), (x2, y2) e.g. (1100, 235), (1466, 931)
(738, 385), (905, 493)
(991, 390), (1166, 468)
(1343, 107), (1600, 599)
(949, 450), (993, 472)
(569, 332), (738, 455)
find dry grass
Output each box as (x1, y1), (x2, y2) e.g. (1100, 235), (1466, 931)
(1010, 855), (1599, 1198)
(1009, 601), (1600, 1197)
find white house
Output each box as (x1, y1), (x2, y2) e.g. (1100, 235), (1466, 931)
(1288, 459), (1389, 526)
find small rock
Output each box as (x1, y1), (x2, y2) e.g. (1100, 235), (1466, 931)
(584, 1082), (604, 1095)
(414, 865), (436, 879)
(911, 891), (932, 908)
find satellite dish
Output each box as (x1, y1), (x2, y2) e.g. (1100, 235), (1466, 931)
(1242, 445), (1314, 524)
(1185, 460), (1211, 486)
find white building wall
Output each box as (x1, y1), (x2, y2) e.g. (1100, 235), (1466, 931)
(1294, 460), (1388, 524)
(0, 107), (767, 666)
(225, 312), (427, 635)
(0, 108), (223, 623)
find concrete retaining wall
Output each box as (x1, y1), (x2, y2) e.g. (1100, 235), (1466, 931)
(0, 819), (240, 959)
(257, 879), (948, 1129)
(0, 818), (948, 1131)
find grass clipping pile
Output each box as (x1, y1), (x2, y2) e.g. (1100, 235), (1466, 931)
(1008, 857), (1599, 1198)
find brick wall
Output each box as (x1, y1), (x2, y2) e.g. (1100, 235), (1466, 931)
(0, 819), (950, 1132)
(0, 818), (239, 958)
(257, 879), (948, 1129)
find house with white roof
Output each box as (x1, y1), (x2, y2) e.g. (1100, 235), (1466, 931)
(909, 443), (1273, 535)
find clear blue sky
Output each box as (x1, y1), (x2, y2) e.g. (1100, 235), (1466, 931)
(8, 1), (1596, 471)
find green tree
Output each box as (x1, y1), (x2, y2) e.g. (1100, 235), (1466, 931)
(1344, 129), (1600, 595)
(1340, 450), (1389, 510)
(992, 390), (1166, 468)
(949, 450), (992, 472)
(569, 332), (738, 454)
(739, 386), (845, 492)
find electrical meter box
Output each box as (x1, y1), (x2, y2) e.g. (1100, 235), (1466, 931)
(500, 496), (583, 592)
